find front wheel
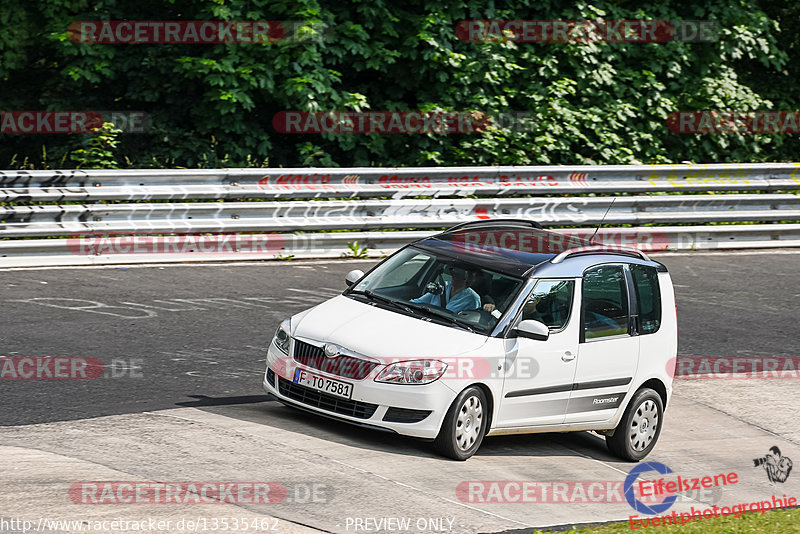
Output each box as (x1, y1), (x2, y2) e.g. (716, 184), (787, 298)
(606, 388), (664, 462)
(433, 386), (488, 461)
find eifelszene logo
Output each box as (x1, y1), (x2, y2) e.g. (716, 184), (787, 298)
(625, 462), (678, 515)
(754, 446), (793, 483)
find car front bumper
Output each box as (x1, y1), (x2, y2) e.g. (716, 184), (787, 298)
(262, 341), (456, 439)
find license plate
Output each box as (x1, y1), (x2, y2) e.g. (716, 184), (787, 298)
(293, 368), (353, 399)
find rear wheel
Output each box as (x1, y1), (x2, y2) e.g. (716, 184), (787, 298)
(606, 388), (663, 462)
(433, 386), (487, 461)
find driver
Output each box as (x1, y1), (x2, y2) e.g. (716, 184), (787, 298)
(411, 265), (481, 313)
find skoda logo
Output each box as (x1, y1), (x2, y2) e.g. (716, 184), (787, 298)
(323, 343), (340, 358)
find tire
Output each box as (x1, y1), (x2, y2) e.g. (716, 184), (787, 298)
(433, 386), (488, 461)
(606, 388), (664, 462)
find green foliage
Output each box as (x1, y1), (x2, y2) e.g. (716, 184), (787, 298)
(536, 507), (800, 533)
(69, 122), (122, 168)
(0, 0), (798, 168)
(345, 241), (369, 258)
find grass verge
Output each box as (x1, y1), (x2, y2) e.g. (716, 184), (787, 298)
(530, 507), (800, 533)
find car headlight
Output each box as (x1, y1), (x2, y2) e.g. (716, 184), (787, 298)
(272, 320), (291, 355)
(374, 359), (447, 385)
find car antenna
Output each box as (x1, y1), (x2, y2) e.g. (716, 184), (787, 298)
(589, 197), (616, 246)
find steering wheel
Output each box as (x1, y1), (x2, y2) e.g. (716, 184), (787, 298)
(425, 281), (445, 295)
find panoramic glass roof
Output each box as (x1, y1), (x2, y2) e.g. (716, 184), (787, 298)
(415, 225), (594, 277)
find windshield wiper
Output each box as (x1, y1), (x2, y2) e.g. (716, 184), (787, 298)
(351, 291), (476, 333)
(350, 290), (417, 315)
(437, 315), (476, 333)
(403, 302), (476, 333)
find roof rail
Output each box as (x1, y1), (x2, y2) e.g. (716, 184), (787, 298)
(441, 218), (544, 233)
(550, 246), (652, 264)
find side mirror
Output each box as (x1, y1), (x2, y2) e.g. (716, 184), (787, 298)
(515, 319), (550, 341)
(345, 269), (364, 286)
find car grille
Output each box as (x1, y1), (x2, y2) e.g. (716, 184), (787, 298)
(293, 340), (378, 380)
(266, 368), (275, 387)
(276, 376), (379, 419)
(382, 407), (432, 423)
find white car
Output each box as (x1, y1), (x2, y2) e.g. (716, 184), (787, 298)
(263, 220), (677, 461)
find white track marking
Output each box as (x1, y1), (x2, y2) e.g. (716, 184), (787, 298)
(0, 259), (376, 272)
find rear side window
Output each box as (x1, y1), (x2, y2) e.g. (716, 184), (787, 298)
(582, 265), (630, 340)
(631, 265), (662, 334)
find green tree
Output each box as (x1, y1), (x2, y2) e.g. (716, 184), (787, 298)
(0, 0), (796, 168)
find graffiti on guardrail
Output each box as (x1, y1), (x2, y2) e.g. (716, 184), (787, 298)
(1, 164), (798, 195)
(256, 172), (560, 191)
(1, 165), (799, 264)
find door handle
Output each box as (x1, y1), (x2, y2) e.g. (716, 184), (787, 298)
(562, 351), (575, 362)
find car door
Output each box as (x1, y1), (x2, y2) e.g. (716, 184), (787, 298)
(565, 264), (638, 423)
(496, 279), (579, 428)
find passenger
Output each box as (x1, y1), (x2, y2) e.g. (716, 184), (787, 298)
(412, 266), (481, 313)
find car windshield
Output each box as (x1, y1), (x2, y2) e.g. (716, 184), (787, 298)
(347, 246), (525, 334)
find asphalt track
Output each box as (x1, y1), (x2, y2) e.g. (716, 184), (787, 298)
(1, 252), (799, 533)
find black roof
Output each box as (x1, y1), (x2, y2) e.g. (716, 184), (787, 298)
(413, 221), (594, 277)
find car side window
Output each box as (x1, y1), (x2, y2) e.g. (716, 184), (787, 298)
(520, 280), (574, 330)
(631, 265), (662, 334)
(582, 265), (630, 340)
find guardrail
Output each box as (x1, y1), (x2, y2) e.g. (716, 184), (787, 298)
(1, 163), (799, 267)
(2, 163), (799, 200)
